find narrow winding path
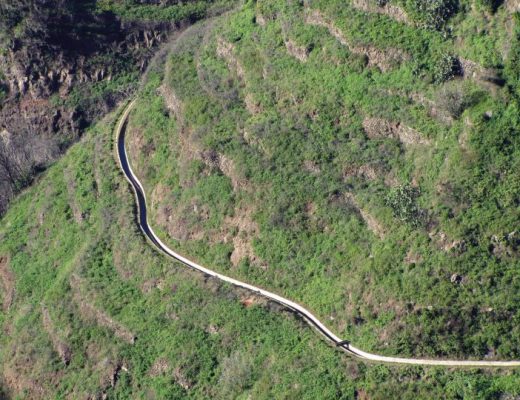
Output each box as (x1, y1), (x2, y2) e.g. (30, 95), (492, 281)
(116, 99), (520, 368)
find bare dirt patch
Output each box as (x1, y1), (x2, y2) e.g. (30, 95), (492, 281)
(428, 230), (466, 254)
(303, 160), (321, 174)
(173, 367), (193, 390)
(409, 92), (454, 125)
(459, 57), (502, 89)
(126, 125), (147, 175)
(305, 9), (408, 72)
(225, 206), (266, 269)
(344, 163), (385, 181)
(244, 93), (263, 115)
(345, 193), (386, 239)
(216, 38), (246, 81)
(240, 295), (265, 308)
(256, 12), (267, 26)
(149, 358), (170, 377)
(156, 199), (207, 242)
(201, 150), (248, 192)
(284, 39), (309, 62)
(70, 275), (136, 344)
(352, 0), (409, 23)
(0, 255), (14, 311)
(158, 84), (183, 121)
(41, 305), (72, 365)
(63, 168), (84, 224)
(362, 117), (430, 145)
(404, 250), (423, 265)
(2, 365), (47, 400)
(505, 0), (520, 11)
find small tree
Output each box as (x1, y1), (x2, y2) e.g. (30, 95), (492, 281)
(475, 0), (501, 13)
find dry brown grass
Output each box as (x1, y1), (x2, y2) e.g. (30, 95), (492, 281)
(345, 193), (387, 239)
(362, 117), (431, 145)
(0, 255), (14, 311)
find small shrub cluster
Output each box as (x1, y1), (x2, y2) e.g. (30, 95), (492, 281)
(408, 0), (458, 31)
(435, 82), (476, 118)
(432, 52), (460, 83)
(385, 184), (425, 227)
(474, 0), (501, 13)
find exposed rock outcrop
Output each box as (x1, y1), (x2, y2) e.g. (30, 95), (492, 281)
(0, 0), (180, 215)
(351, 0), (409, 24)
(362, 117), (431, 145)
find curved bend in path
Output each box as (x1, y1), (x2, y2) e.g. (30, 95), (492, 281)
(116, 99), (520, 368)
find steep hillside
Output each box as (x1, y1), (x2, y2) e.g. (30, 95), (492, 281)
(3, 73), (519, 400)
(2, 0), (520, 398)
(127, 0), (520, 361)
(0, 0), (234, 215)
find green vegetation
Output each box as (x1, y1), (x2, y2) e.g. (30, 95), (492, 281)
(405, 0), (458, 31)
(1, 72), (518, 400)
(385, 184), (424, 227)
(96, 0), (234, 22)
(1, 0), (520, 397)
(126, 0), (520, 364)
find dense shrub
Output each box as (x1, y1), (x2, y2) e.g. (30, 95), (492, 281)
(408, 0), (458, 31)
(432, 52), (460, 83)
(385, 184), (425, 227)
(474, 0), (501, 13)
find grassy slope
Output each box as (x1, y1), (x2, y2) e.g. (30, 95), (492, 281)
(1, 61), (518, 400)
(126, 0), (520, 362)
(0, 78), (519, 400)
(1, 0), (520, 399)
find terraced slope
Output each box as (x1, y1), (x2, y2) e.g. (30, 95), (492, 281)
(1, 0), (520, 398)
(126, 0), (520, 362)
(3, 67), (519, 400)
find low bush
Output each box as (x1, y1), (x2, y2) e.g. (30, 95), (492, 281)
(407, 0), (458, 31)
(385, 184), (425, 227)
(432, 52), (460, 83)
(435, 81), (477, 118)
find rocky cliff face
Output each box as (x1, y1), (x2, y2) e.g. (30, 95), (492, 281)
(0, 0), (179, 214)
